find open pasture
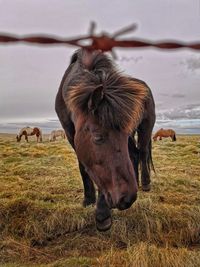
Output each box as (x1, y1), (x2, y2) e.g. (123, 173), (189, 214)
(0, 134), (200, 267)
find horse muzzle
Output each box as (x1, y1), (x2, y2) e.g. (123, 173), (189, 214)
(116, 193), (137, 210)
(106, 191), (137, 210)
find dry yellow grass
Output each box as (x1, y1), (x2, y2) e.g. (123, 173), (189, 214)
(0, 134), (199, 267)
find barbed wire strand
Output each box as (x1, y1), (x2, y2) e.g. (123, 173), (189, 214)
(0, 23), (199, 53)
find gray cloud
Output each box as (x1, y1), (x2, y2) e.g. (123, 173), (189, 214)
(157, 103), (200, 120)
(159, 93), (169, 97)
(158, 93), (185, 99)
(180, 57), (200, 72)
(171, 94), (185, 98)
(118, 56), (143, 63)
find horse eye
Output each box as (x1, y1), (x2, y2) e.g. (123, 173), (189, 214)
(93, 135), (105, 145)
(84, 126), (89, 132)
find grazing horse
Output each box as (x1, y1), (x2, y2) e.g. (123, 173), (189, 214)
(55, 49), (155, 231)
(49, 129), (66, 141)
(153, 128), (176, 141)
(16, 127), (42, 142)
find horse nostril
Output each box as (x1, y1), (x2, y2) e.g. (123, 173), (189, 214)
(117, 193), (137, 210)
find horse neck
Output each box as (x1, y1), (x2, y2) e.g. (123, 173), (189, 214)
(19, 128), (25, 136)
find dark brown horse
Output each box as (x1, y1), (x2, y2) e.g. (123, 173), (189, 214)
(16, 127), (42, 142)
(153, 128), (176, 141)
(55, 49), (155, 231)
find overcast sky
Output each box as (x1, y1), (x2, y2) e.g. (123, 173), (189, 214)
(0, 0), (200, 123)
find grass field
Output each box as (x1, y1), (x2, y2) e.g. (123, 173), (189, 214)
(0, 133), (200, 267)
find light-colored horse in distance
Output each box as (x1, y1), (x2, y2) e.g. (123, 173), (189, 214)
(49, 129), (66, 141)
(16, 127), (42, 142)
(153, 128), (176, 142)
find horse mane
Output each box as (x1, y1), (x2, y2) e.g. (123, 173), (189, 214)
(66, 50), (149, 132)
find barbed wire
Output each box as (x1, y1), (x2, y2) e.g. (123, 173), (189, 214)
(0, 22), (199, 55)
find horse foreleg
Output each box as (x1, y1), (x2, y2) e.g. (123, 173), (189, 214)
(139, 148), (151, 191)
(138, 124), (154, 192)
(128, 136), (139, 185)
(25, 134), (28, 142)
(36, 134), (41, 142)
(78, 162), (96, 207)
(95, 191), (112, 231)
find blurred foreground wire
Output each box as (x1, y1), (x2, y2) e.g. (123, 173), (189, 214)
(0, 22), (199, 55)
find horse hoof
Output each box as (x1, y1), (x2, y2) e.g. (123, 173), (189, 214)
(96, 217), (112, 231)
(82, 198), (96, 207)
(142, 184), (151, 191)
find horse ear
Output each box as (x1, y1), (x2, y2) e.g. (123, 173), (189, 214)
(70, 51), (78, 65)
(82, 49), (100, 70)
(88, 85), (104, 112)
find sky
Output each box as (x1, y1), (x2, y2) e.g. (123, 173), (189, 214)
(0, 0), (200, 132)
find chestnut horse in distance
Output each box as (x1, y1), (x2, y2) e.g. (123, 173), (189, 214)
(153, 128), (176, 141)
(55, 49), (155, 231)
(16, 127), (42, 142)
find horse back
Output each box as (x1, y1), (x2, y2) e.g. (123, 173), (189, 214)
(19, 127), (33, 136)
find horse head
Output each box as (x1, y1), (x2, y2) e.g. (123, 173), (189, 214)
(65, 49), (148, 210)
(16, 135), (21, 142)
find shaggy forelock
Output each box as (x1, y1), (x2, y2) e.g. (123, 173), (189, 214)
(66, 52), (148, 133)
